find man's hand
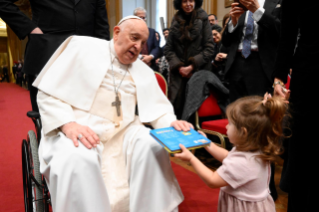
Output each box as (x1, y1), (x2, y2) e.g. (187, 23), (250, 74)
(179, 65), (193, 78)
(273, 78), (290, 103)
(171, 120), (194, 132)
(240, 0), (260, 13)
(215, 53), (227, 61)
(30, 27), (43, 34)
(60, 122), (100, 149)
(230, 3), (245, 27)
(141, 55), (153, 66)
(174, 144), (195, 162)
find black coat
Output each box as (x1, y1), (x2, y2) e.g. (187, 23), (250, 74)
(222, 0), (282, 83)
(0, 0), (110, 75)
(164, 8), (214, 103)
(273, 0), (318, 210)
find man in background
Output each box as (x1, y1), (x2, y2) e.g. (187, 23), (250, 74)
(0, 0), (110, 112)
(163, 28), (170, 40)
(208, 14), (218, 26)
(133, 7), (160, 68)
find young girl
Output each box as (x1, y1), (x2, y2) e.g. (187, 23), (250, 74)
(175, 94), (286, 212)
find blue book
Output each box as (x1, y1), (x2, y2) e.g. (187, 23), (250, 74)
(150, 127), (211, 153)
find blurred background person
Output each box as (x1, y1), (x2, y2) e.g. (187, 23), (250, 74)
(273, 0), (317, 211)
(134, 7), (160, 70)
(157, 28), (170, 81)
(208, 14), (219, 26)
(0, 0), (110, 112)
(211, 25), (229, 87)
(1, 64), (9, 83)
(164, 0), (214, 119)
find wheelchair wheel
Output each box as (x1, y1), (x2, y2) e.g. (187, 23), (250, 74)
(22, 131), (44, 212)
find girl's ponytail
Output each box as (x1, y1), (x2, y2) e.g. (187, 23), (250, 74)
(226, 95), (288, 162)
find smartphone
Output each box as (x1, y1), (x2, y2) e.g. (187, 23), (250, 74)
(234, 0), (248, 11)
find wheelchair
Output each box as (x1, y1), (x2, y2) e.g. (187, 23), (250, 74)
(22, 111), (51, 212)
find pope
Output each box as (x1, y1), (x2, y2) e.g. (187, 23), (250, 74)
(33, 16), (192, 212)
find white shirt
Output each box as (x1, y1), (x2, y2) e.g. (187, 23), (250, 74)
(228, 0), (265, 51)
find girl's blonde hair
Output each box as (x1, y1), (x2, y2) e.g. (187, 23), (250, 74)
(226, 96), (287, 162)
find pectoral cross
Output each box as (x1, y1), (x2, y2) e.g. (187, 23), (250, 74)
(112, 94), (121, 116)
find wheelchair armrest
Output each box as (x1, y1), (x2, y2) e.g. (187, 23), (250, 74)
(27, 111), (40, 119)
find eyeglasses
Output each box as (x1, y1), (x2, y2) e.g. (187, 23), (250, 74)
(138, 16), (147, 20)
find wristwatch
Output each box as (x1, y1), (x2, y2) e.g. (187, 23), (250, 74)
(272, 80), (284, 88)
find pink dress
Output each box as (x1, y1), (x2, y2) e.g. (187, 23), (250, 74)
(216, 147), (276, 212)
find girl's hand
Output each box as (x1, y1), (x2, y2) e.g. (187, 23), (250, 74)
(198, 130), (207, 138)
(174, 144), (195, 162)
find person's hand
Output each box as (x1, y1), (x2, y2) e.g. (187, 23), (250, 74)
(155, 58), (160, 64)
(60, 122), (100, 149)
(179, 65), (193, 78)
(30, 27), (43, 34)
(198, 130), (207, 138)
(239, 0), (260, 13)
(171, 120), (194, 132)
(273, 78), (290, 103)
(230, 3), (245, 27)
(141, 55), (153, 65)
(174, 144), (195, 162)
(215, 53), (227, 61)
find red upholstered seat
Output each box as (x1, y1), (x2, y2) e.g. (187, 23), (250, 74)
(198, 93), (221, 117)
(155, 72), (167, 96)
(196, 93), (228, 148)
(201, 119), (228, 135)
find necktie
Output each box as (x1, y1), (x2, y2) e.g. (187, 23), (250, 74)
(242, 12), (254, 58)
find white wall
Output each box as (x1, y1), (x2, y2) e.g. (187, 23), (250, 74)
(122, 0), (145, 18)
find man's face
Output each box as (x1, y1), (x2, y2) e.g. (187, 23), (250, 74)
(113, 20), (149, 65)
(208, 15), (217, 26)
(163, 30), (169, 40)
(135, 11), (147, 22)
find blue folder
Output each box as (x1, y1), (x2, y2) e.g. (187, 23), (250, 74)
(150, 127), (211, 153)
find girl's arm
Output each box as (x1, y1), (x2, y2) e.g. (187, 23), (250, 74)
(204, 143), (229, 163)
(174, 144), (228, 189)
(197, 131), (229, 162)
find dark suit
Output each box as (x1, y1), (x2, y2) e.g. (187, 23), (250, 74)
(147, 27), (160, 60)
(222, 0), (281, 102)
(146, 27), (160, 70)
(0, 0), (110, 111)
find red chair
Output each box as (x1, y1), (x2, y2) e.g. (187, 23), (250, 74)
(195, 93), (228, 148)
(155, 72), (168, 96)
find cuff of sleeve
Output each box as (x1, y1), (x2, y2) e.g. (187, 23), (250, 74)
(228, 20), (236, 33)
(150, 113), (177, 129)
(150, 54), (155, 59)
(253, 7), (265, 22)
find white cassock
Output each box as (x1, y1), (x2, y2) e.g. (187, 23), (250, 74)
(33, 36), (184, 212)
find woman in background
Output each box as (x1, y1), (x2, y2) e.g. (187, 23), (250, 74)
(164, 0), (214, 119)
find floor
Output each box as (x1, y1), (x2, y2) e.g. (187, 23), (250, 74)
(170, 155), (288, 212)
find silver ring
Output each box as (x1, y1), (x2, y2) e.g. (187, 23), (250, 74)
(78, 134), (83, 139)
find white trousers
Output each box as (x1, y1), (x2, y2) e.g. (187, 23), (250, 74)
(40, 125), (183, 212)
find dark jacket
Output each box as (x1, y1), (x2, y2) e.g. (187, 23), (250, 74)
(0, 0), (110, 75)
(181, 70), (229, 121)
(164, 8), (214, 103)
(147, 28), (161, 60)
(222, 0), (282, 83)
